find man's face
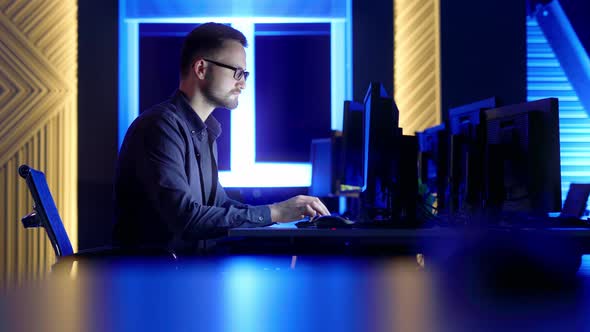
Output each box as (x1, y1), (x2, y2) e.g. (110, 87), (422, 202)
(202, 40), (247, 110)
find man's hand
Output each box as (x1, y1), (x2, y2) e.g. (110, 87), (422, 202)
(269, 195), (330, 223)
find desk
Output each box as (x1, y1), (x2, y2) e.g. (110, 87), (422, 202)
(223, 222), (590, 279)
(4, 255), (590, 332)
(224, 222), (462, 254)
(229, 221), (462, 238)
(226, 221), (590, 252)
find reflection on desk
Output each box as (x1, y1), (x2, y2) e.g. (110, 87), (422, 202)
(3, 255), (590, 332)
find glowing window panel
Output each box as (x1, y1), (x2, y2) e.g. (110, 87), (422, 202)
(527, 17), (590, 205)
(119, 0), (352, 187)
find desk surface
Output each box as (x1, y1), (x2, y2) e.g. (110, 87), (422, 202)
(4, 255), (590, 332)
(228, 221), (590, 238)
(229, 221), (590, 240)
(225, 222), (590, 258)
(229, 222), (459, 238)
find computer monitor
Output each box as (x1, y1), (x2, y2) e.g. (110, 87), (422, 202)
(309, 100), (364, 198)
(359, 82), (416, 222)
(416, 124), (448, 212)
(309, 136), (340, 197)
(338, 100), (365, 195)
(484, 97), (561, 216)
(448, 97), (497, 214)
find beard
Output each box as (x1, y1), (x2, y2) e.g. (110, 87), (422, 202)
(202, 78), (240, 110)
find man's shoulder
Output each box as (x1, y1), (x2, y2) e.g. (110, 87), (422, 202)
(143, 99), (180, 119)
(134, 99), (185, 128)
(120, 100), (191, 147)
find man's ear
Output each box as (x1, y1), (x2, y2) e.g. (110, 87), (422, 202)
(192, 59), (207, 80)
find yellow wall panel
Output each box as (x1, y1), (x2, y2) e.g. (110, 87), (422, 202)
(394, 0), (441, 134)
(0, 0), (77, 290)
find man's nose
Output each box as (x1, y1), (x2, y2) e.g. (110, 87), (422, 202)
(237, 77), (246, 90)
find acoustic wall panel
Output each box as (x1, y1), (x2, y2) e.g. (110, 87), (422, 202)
(394, 0), (441, 135)
(0, 0), (77, 290)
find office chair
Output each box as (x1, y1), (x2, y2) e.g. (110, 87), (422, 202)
(18, 164), (177, 261)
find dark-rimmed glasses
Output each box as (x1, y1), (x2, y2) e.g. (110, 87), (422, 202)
(203, 58), (250, 81)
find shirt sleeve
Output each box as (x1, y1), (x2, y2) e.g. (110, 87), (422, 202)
(136, 113), (273, 242)
(214, 181), (273, 224)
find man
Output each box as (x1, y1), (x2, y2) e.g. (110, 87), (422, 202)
(114, 22), (329, 253)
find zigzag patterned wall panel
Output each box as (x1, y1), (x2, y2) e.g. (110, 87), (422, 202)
(0, 0), (77, 290)
(394, 0), (441, 134)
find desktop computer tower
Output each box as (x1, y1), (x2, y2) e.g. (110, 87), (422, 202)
(392, 135), (418, 223)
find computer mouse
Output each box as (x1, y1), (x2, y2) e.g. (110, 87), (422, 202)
(312, 215), (355, 228)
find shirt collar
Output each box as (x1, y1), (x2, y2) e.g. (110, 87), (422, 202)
(173, 89), (222, 140)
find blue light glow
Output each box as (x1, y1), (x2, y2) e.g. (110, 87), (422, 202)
(221, 258), (261, 332)
(124, 0), (347, 19)
(534, 0), (590, 118)
(119, 0), (353, 188)
(331, 21), (348, 131)
(527, 16), (590, 204)
(118, 16), (139, 145)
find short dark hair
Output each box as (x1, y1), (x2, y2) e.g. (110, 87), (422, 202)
(179, 22), (248, 79)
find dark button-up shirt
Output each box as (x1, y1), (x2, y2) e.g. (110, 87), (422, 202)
(114, 90), (272, 253)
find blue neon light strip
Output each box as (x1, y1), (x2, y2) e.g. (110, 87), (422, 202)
(255, 31), (331, 36)
(124, 0), (346, 19)
(527, 17), (590, 204)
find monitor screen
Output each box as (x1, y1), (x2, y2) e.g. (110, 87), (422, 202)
(448, 97), (497, 214)
(484, 98), (561, 215)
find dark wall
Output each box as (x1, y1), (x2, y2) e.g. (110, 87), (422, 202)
(353, 0), (394, 102)
(440, 0), (526, 121)
(78, 0), (119, 249)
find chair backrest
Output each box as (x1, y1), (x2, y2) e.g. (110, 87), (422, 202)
(18, 165), (74, 257)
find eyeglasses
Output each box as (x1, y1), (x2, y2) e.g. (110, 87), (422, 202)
(203, 58), (250, 81)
